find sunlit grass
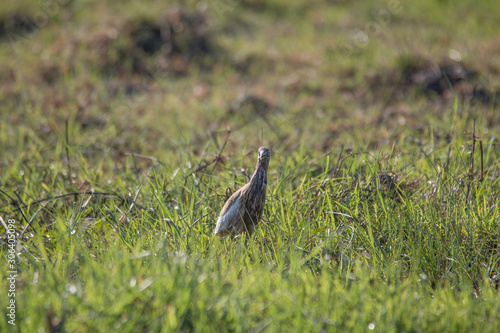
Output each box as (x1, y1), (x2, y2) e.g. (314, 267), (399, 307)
(1, 127), (499, 331)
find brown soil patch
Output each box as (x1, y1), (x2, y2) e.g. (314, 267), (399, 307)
(367, 56), (498, 107)
(92, 7), (217, 77)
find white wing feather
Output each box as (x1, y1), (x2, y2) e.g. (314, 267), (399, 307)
(214, 191), (244, 236)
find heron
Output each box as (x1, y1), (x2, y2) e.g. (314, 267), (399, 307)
(214, 146), (271, 237)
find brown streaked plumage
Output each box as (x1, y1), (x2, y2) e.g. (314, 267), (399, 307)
(214, 146), (271, 237)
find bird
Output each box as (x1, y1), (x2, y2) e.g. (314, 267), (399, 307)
(214, 146), (271, 237)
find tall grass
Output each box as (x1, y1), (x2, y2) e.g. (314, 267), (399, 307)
(1, 129), (499, 331)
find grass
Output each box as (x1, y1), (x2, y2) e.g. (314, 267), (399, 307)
(1, 0), (500, 331)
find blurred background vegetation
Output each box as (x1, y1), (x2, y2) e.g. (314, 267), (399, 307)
(1, 0), (499, 161)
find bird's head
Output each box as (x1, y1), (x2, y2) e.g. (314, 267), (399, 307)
(257, 146), (271, 162)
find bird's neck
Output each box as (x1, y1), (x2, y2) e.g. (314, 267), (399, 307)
(250, 160), (268, 185)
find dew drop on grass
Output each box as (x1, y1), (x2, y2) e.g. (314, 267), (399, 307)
(368, 323), (375, 330)
(66, 283), (77, 295)
(448, 49), (462, 61)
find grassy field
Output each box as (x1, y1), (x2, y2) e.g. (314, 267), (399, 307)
(1, 0), (500, 331)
